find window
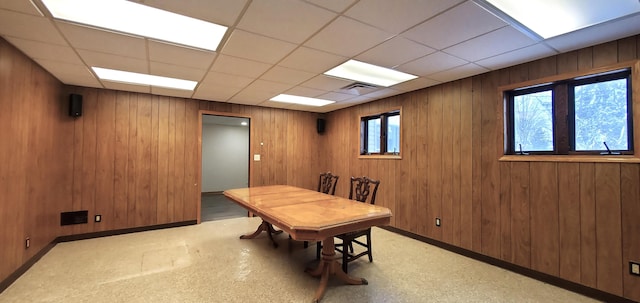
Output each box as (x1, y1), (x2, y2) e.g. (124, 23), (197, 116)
(360, 109), (401, 157)
(506, 68), (632, 155)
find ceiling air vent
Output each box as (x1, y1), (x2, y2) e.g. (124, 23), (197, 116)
(341, 82), (380, 95)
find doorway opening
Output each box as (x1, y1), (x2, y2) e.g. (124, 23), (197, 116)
(201, 114), (250, 222)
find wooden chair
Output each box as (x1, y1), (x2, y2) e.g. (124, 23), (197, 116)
(311, 172), (339, 255)
(334, 176), (380, 273)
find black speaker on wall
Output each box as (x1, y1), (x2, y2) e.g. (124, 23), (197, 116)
(317, 118), (326, 134)
(69, 94), (82, 117)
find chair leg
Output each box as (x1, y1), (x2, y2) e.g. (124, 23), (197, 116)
(367, 232), (373, 262)
(342, 238), (350, 273)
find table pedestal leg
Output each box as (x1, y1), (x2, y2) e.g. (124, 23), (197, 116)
(305, 237), (367, 302)
(239, 220), (282, 248)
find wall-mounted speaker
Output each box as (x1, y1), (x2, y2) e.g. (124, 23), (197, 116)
(69, 94), (82, 117)
(317, 118), (326, 134)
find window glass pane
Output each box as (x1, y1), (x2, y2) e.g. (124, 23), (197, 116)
(513, 90), (553, 152)
(387, 115), (400, 154)
(574, 78), (628, 151)
(367, 118), (381, 153)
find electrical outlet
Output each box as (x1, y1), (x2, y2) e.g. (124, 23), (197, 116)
(435, 218), (441, 227)
(95, 214), (101, 222)
(25, 237), (30, 249)
(631, 261), (640, 276)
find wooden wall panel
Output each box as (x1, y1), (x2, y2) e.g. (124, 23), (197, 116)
(499, 162), (511, 261)
(530, 162), (559, 276)
(620, 164), (640, 301)
(480, 71), (501, 259)
(557, 163), (581, 283)
(405, 95), (419, 234)
(471, 76), (483, 252)
(510, 162), (530, 268)
(426, 87), (443, 240)
(156, 97), (170, 223)
(441, 83), (454, 243)
(450, 81), (462, 247)
(458, 77), (474, 250)
(113, 91), (130, 227)
(0, 38), (68, 282)
(579, 163), (597, 288)
(594, 163), (623, 295)
(94, 90), (116, 232)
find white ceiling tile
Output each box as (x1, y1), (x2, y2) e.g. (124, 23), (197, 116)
(0, 1), (43, 16)
(103, 81), (151, 94)
(545, 14), (640, 52)
(193, 83), (240, 102)
(304, 0), (358, 13)
(316, 102), (356, 112)
(228, 89), (273, 105)
(340, 95), (376, 104)
(149, 62), (207, 81)
(304, 16), (394, 57)
(259, 66), (316, 86)
(391, 77), (440, 93)
(151, 87), (194, 98)
(444, 26), (536, 62)
(0, 10), (67, 45)
(139, 0), (248, 26)
(201, 71), (254, 89)
(259, 100), (294, 109)
(397, 51), (467, 76)
(5, 37), (83, 65)
(402, 1), (508, 50)
(428, 63), (489, 83)
(148, 40), (216, 69)
(355, 36), (435, 68)
(57, 22), (147, 59)
(300, 75), (354, 91)
(278, 47), (347, 73)
(362, 87), (402, 99)
(244, 79), (293, 94)
(237, 0), (336, 43)
(318, 91), (359, 102)
(33, 58), (102, 87)
(210, 54), (271, 78)
(476, 43), (558, 70)
(345, 0), (464, 34)
(77, 50), (148, 74)
(284, 86), (328, 98)
(2, 0), (633, 113)
(221, 30), (298, 64)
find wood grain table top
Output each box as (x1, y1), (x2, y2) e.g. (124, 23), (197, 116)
(224, 185), (392, 241)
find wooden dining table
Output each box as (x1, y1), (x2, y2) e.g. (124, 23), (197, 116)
(223, 185), (392, 303)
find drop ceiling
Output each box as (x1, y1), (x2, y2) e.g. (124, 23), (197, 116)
(1, 0), (639, 113)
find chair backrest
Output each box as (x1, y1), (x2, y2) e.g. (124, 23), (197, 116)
(317, 172), (339, 195)
(348, 176), (380, 205)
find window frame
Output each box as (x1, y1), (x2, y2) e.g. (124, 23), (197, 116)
(359, 107), (402, 159)
(504, 63), (635, 157)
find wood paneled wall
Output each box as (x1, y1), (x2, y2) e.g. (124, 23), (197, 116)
(0, 37), (321, 285)
(321, 35), (640, 301)
(0, 38), (69, 284)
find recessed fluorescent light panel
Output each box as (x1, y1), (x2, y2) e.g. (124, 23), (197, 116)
(270, 94), (335, 107)
(480, 0), (640, 39)
(41, 0), (228, 51)
(92, 67), (197, 91)
(324, 60), (418, 87)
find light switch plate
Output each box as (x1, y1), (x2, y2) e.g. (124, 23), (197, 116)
(254, 154), (261, 161)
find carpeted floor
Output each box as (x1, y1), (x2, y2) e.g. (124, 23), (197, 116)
(0, 216), (602, 303)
